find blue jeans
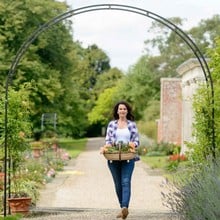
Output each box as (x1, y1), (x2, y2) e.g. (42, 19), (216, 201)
(108, 159), (135, 208)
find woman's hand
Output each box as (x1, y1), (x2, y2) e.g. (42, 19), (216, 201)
(100, 144), (112, 154)
(128, 142), (136, 153)
(128, 142), (136, 149)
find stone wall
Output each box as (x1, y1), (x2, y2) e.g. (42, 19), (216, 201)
(157, 78), (182, 146)
(177, 58), (205, 153)
(158, 58), (206, 153)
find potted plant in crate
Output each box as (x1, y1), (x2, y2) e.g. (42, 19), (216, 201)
(8, 173), (40, 215)
(30, 131), (44, 158)
(8, 178), (32, 216)
(0, 84), (33, 215)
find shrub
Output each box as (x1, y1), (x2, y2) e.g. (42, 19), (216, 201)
(137, 100), (160, 140)
(166, 154), (187, 171)
(162, 159), (220, 219)
(188, 39), (220, 164)
(147, 142), (180, 156)
(138, 134), (153, 155)
(138, 120), (158, 140)
(24, 159), (46, 185)
(168, 154), (187, 162)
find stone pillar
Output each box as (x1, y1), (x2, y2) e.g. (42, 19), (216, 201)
(177, 58), (205, 153)
(157, 78), (182, 146)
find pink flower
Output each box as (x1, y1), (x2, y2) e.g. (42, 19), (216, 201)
(47, 168), (56, 178)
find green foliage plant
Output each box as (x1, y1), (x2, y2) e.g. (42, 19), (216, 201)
(187, 85), (215, 163)
(162, 158), (220, 220)
(165, 154), (187, 172)
(0, 84), (33, 201)
(88, 87), (118, 126)
(208, 37), (220, 156)
(10, 176), (39, 204)
(0, 84), (32, 169)
(162, 36), (220, 215)
(23, 159), (46, 186)
(137, 134), (154, 156)
(147, 142), (180, 156)
(0, 214), (22, 220)
(186, 37), (220, 164)
(137, 100), (160, 140)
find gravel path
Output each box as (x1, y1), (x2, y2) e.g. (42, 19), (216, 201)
(22, 137), (179, 220)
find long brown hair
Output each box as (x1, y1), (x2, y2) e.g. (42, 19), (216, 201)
(113, 100), (134, 121)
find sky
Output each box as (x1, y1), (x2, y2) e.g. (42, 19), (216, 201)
(60, 0), (220, 72)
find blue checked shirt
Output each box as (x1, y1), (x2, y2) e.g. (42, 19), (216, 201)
(105, 120), (140, 147)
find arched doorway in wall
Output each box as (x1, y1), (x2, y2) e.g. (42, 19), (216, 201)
(3, 4), (215, 215)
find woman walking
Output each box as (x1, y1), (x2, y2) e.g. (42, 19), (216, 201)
(101, 100), (139, 219)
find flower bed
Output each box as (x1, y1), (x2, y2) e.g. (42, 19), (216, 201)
(169, 154), (187, 162)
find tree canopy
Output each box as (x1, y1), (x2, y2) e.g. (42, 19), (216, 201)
(0, 0), (115, 137)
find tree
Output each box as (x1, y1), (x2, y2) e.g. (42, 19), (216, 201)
(144, 15), (220, 80)
(88, 87), (118, 126)
(93, 67), (124, 98)
(80, 44), (111, 89)
(115, 55), (159, 119)
(0, 0), (94, 137)
(0, 0), (68, 83)
(96, 15), (220, 140)
(189, 15), (220, 50)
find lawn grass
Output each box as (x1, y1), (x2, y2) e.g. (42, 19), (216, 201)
(141, 155), (169, 170)
(141, 155), (191, 182)
(58, 138), (87, 158)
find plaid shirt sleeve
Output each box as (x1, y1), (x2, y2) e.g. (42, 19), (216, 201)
(128, 120), (140, 147)
(105, 121), (116, 145)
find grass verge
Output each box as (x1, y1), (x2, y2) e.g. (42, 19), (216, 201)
(141, 155), (168, 170)
(58, 138), (87, 158)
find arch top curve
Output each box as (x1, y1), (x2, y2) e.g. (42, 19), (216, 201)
(7, 3), (211, 87)
(69, 4), (153, 16)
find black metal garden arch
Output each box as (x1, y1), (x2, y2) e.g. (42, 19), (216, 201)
(3, 4), (215, 216)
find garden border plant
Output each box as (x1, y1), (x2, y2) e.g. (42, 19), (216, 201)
(0, 83), (34, 215)
(162, 158), (220, 220)
(161, 38), (220, 219)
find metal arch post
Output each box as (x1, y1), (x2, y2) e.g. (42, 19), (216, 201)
(3, 3), (215, 216)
